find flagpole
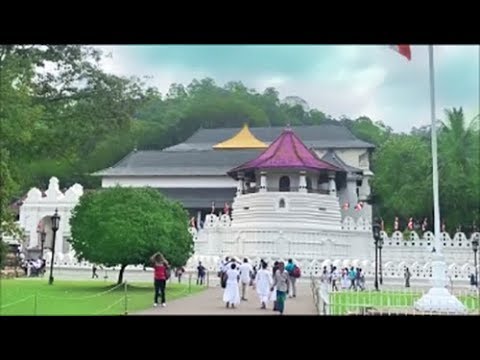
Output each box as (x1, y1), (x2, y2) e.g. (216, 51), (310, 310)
(428, 45), (441, 253)
(414, 45), (466, 313)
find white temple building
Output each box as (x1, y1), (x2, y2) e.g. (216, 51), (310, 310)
(6, 125), (479, 284)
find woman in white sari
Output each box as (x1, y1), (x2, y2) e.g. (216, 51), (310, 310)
(254, 261), (272, 309)
(223, 263), (240, 308)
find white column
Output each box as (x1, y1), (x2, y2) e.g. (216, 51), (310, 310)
(259, 171), (267, 192)
(328, 172), (337, 197)
(299, 171), (307, 193)
(197, 210), (202, 229)
(359, 175), (371, 201)
(346, 173), (358, 205)
(236, 179), (243, 195)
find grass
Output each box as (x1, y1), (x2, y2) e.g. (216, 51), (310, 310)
(0, 279), (205, 316)
(329, 290), (480, 315)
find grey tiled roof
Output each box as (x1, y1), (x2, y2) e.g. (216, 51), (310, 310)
(321, 150), (362, 173)
(93, 124), (374, 177)
(93, 149), (261, 176)
(159, 188), (236, 208)
(164, 124), (375, 151)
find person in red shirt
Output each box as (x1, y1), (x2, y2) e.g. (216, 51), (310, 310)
(150, 252), (169, 307)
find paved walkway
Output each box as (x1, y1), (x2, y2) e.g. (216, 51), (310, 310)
(136, 283), (318, 315)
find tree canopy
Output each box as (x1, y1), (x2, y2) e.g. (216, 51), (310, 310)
(1, 45), (479, 235)
(69, 187), (193, 284)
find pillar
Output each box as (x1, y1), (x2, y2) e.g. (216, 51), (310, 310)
(346, 173), (358, 205)
(299, 171), (307, 193)
(236, 179), (244, 196)
(197, 210), (202, 229)
(259, 171), (267, 192)
(328, 172), (337, 197)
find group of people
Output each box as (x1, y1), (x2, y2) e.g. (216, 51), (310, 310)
(319, 265), (366, 291)
(218, 257), (301, 315)
(21, 257), (46, 277)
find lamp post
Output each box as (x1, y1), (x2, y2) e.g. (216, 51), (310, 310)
(372, 219), (381, 291)
(40, 231), (46, 259)
(48, 209), (61, 285)
(378, 236), (384, 285)
(472, 237), (478, 288)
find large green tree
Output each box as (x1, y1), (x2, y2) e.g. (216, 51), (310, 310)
(438, 108), (480, 229)
(370, 134), (433, 228)
(69, 187), (193, 284)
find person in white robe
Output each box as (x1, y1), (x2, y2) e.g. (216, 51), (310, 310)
(254, 261), (272, 309)
(223, 263), (241, 308)
(239, 258), (253, 301)
(341, 268), (349, 289)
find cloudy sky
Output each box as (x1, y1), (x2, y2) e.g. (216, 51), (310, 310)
(98, 45), (479, 133)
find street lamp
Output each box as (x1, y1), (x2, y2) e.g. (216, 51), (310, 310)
(472, 237), (479, 288)
(378, 236), (384, 285)
(48, 209), (60, 285)
(372, 218), (381, 291)
(40, 231), (46, 259)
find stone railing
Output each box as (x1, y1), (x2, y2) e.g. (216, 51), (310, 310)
(190, 214), (372, 233)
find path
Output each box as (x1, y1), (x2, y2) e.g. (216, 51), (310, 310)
(136, 283), (317, 315)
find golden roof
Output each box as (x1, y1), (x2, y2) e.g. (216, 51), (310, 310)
(213, 124), (268, 150)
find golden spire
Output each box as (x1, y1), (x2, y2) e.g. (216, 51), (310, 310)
(213, 123), (268, 150)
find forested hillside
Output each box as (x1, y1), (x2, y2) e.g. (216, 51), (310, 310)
(1, 45), (478, 234)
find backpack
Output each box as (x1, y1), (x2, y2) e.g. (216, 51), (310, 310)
(292, 265), (301, 278)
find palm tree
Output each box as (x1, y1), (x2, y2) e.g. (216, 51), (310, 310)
(439, 107), (480, 231)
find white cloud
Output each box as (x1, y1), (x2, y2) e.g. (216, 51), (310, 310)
(94, 45), (478, 133)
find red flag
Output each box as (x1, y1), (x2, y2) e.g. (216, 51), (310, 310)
(390, 45), (411, 60)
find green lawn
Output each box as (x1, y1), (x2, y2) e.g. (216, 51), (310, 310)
(0, 279), (205, 315)
(329, 291), (480, 315)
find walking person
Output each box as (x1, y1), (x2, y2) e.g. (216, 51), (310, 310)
(254, 261), (272, 309)
(348, 267), (357, 290)
(270, 261), (290, 315)
(175, 266), (185, 283)
(151, 252), (169, 307)
(197, 261), (206, 285)
(223, 263), (241, 309)
(239, 258), (253, 301)
(404, 267), (411, 288)
(331, 266), (339, 291)
(270, 261), (279, 311)
(92, 264), (99, 279)
(285, 259), (297, 298)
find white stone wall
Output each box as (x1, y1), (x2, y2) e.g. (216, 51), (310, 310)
(232, 191), (343, 231)
(188, 215), (479, 281)
(19, 177), (82, 254)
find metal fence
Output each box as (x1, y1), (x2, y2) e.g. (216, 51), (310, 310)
(311, 276), (480, 315)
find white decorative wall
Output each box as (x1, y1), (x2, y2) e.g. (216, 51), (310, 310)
(19, 177), (83, 256)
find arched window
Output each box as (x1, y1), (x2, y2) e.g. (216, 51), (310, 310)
(279, 176), (290, 192)
(279, 199), (286, 208)
(306, 176), (312, 191)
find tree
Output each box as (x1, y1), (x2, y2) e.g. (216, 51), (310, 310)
(69, 187), (193, 284)
(0, 240), (6, 269)
(371, 134), (433, 224)
(438, 108), (480, 229)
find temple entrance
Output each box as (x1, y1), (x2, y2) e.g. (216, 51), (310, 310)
(36, 216), (54, 255)
(279, 176), (291, 192)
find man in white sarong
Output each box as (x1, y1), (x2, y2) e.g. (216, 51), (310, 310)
(254, 261), (272, 309)
(223, 263), (241, 308)
(239, 258), (253, 301)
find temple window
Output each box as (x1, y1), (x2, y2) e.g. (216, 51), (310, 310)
(306, 176), (312, 191)
(279, 199), (286, 208)
(279, 176), (290, 192)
